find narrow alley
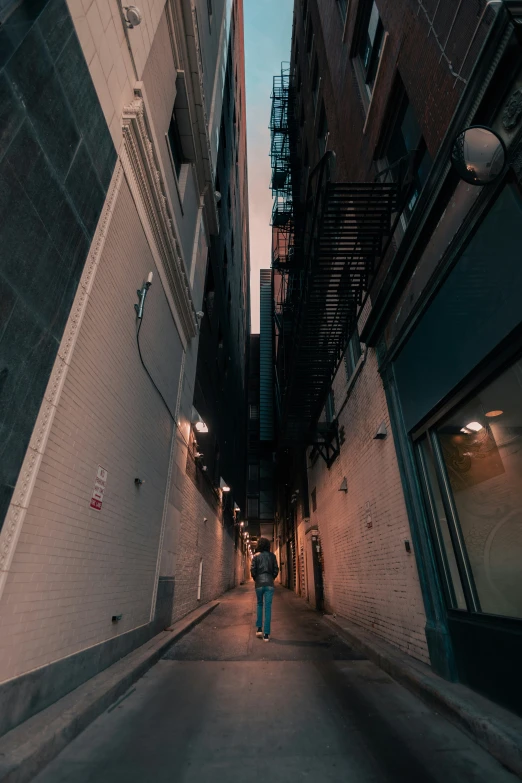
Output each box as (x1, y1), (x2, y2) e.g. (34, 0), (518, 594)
(32, 586), (517, 783)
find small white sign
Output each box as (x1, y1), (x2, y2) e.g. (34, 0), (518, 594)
(90, 465), (108, 510)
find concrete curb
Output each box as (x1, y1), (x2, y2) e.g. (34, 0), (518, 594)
(0, 601), (219, 783)
(323, 614), (522, 778)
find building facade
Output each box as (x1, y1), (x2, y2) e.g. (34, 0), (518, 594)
(245, 273), (275, 553)
(271, 0), (522, 715)
(0, 0), (249, 737)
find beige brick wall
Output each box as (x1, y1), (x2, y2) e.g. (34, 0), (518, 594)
(0, 179), (184, 680)
(307, 349), (429, 663)
(66, 0), (168, 146)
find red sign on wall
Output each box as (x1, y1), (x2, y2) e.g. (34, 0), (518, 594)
(90, 466), (108, 510)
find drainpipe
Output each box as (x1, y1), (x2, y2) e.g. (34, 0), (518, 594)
(197, 558), (203, 601)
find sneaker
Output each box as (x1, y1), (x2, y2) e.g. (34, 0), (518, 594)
(263, 634), (270, 642)
(256, 628), (263, 638)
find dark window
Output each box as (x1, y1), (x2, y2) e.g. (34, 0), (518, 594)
(311, 58), (319, 111)
(345, 330), (362, 380)
(0, 0), (22, 24)
(381, 78), (431, 219)
(249, 404), (259, 420)
(167, 110), (186, 178)
(306, 17), (313, 55)
(204, 258), (215, 318)
(357, 1), (385, 96)
(248, 464), (259, 480)
(317, 103), (328, 157)
(247, 497), (259, 518)
(311, 488), (317, 512)
(337, 0), (348, 22)
(325, 390), (335, 423)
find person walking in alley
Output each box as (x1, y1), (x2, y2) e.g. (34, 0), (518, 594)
(251, 537), (279, 642)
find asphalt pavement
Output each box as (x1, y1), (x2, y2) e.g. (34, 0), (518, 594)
(32, 585), (518, 783)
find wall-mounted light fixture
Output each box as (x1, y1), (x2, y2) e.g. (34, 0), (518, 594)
(338, 477), (348, 493)
(134, 272), (153, 319)
(220, 477), (231, 492)
(191, 406), (209, 433)
(234, 503), (240, 513)
(374, 421), (388, 440)
(123, 5), (142, 27)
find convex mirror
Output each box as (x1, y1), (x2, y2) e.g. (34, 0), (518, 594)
(451, 126), (506, 186)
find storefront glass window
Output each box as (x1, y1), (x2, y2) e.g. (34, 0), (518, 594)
(432, 360), (522, 619)
(418, 439), (467, 610)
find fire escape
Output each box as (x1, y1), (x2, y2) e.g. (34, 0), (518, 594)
(270, 64), (397, 465)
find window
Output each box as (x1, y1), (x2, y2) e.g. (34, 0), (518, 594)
(249, 404), (259, 420)
(247, 497), (259, 518)
(0, 0), (22, 24)
(418, 356), (522, 619)
(317, 103), (328, 157)
(167, 110), (186, 178)
(311, 488), (317, 512)
(345, 330), (362, 380)
(380, 78), (431, 221)
(248, 464), (259, 480)
(306, 17), (313, 57)
(356, 1), (384, 98)
(325, 390), (335, 423)
(204, 259), (215, 318)
(311, 58), (319, 111)
(337, 0), (348, 22)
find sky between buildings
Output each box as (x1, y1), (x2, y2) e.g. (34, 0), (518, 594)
(244, 0), (293, 333)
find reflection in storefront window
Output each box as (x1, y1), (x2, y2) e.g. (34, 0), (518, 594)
(433, 360), (522, 619)
(418, 440), (466, 610)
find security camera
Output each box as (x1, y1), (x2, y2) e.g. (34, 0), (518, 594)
(203, 517), (208, 523)
(215, 191), (221, 203)
(196, 311), (204, 319)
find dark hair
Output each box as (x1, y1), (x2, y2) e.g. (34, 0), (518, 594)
(256, 537), (271, 553)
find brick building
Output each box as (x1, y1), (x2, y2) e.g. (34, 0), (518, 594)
(0, 0), (249, 737)
(271, 0), (522, 715)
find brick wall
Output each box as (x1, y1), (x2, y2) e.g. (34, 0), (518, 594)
(307, 350), (429, 663)
(0, 178), (182, 680)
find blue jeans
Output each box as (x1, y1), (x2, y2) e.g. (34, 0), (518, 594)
(256, 586), (274, 635)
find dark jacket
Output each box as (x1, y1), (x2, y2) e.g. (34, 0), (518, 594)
(251, 551), (279, 587)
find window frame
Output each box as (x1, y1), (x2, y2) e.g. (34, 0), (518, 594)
(345, 329), (362, 381)
(336, 0), (348, 23)
(352, 0), (385, 107)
